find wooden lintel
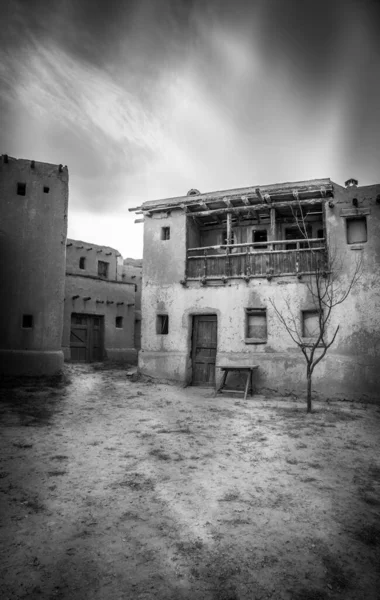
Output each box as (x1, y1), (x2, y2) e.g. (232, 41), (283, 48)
(188, 198), (323, 218)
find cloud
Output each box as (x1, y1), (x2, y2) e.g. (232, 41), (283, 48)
(1, 0), (380, 258)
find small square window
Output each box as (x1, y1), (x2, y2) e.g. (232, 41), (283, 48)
(346, 217), (367, 244)
(79, 257), (86, 270)
(161, 227), (170, 241)
(17, 182), (26, 196)
(245, 308), (267, 343)
(302, 310), (320, 338)
(98, 261), (109, 278)
(22, 314), (33, 328)
(43, 186), (50, 193)
(115, 316), (123, 328)
(156, 314), (169, 334)
(253, 229), (268, 248)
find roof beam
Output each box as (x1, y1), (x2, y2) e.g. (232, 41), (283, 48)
(188, 198), (323, 218)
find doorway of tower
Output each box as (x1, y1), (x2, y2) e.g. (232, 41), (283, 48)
(191, 314), (217, 386)
(70, 313), (104, 362)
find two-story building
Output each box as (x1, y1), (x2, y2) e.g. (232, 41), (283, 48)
(62, 240), (136, 363)
(131, 178), (380, 401)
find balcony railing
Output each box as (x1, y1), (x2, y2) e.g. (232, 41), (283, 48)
(186, 239), (326, 280)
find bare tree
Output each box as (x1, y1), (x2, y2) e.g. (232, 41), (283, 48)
(269, 202), (362, 412)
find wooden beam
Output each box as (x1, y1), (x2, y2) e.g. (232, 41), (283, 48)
(188, 198), (323, 218)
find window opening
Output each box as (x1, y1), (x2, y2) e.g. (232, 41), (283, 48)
(43, 186), (50, 193)
(115, 316), (123, 328)
(79, 257), (86, 270)
(98, 261), (109, 278)
(245, 308), (267, 342)
(302, 310), (320, 338)
(161, 227), (170, 240)
(17, 183), (26, 196)
(156, 314), (169, 334)
(253, 230), (268, 248)
(22, 314), (33, 328)
(346, 217), (367, 244)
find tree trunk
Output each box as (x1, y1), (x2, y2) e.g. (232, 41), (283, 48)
(306, 370), (312, 413)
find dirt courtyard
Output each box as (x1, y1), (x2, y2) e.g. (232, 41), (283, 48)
(0, 364), (379, 600)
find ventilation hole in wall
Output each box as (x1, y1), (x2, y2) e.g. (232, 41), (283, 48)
(17, 183), (26, 196)
(43, 186), (50, 193)
(22, 314), (33, 328)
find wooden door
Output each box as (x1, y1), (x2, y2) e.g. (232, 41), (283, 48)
(192, 315), (217, 386)
(70, 314), (104, 362)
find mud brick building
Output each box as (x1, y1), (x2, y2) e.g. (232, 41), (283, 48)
(120, 258), (142, 352)
(131, 178), (380, 401)
(63, 240), (136, 363)
(0, 154), (68, 376)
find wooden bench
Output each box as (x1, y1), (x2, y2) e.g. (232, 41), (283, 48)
(214, 365), (259, 400)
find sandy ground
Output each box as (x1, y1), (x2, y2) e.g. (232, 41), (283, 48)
(0, 364), (379, 600)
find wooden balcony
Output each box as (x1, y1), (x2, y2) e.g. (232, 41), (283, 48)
(186, 239), (326, 280)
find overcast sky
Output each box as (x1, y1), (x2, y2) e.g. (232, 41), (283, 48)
(1, 0), (380, 258)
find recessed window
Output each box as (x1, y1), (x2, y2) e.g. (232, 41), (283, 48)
(17, 182), (26, 196)
(156, 314), (169, 335)
(245, 308), (267, 343)
(253, 229), (268, 248)
(161, 227), (170, 241)
(346, 217), (367, 244)
(115, 316), (123, 328)
(302, 310), (320, 338)
(22, 314), (33, 328)
(79, 257), (86, 270)
(317, 229), (324, 239)
(98, 261), (109, 278)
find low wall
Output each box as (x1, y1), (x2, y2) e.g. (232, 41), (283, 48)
(0, 349), (64, 376)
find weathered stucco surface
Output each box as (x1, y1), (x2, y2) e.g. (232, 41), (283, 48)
(0, 155), (68, 375)
(139, 181), (380, 401)
(121, 258), (143, 350)
(63, 239), (136, 363)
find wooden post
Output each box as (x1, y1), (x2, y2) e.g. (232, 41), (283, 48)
(226, 212), (232, 245)
(270, 207), (276, 241)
